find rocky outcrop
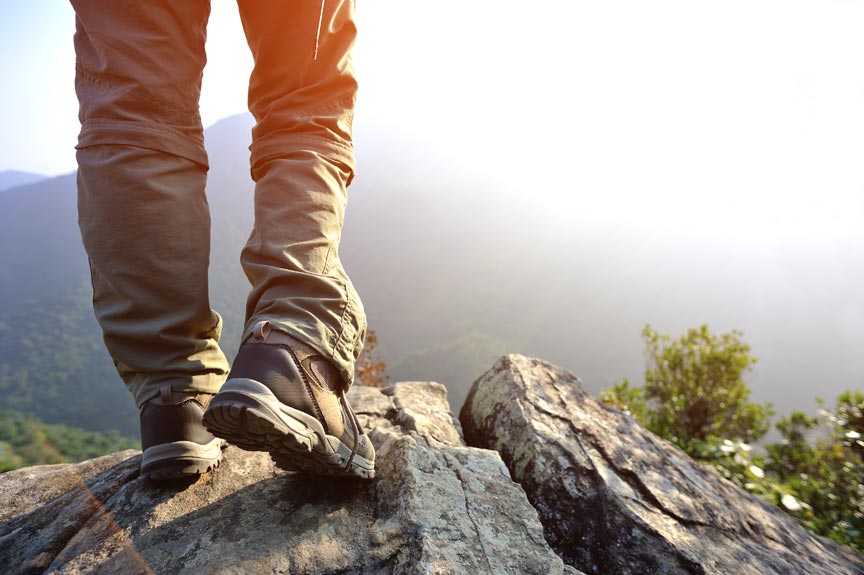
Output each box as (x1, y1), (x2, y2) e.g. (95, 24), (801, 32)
(8, 356), (862, 575)
(0, 450), (138, 523)
(460, 354), (864, 575)
(0, 381), (579, 575)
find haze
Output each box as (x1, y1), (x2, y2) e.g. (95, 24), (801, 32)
(1, 1), (862, 417)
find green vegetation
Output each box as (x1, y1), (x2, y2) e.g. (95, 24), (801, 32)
(0, 290), (140, 437)
(602, 325), (772, 457)
(602, 324), (863, 553)
(0, 410), (137, 473)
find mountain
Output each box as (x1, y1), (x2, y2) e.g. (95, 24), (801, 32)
(0, 170), (47, 191)
(0, 173), (127, 432)
(1, 113), (862, 440)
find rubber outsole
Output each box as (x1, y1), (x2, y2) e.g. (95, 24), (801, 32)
(202, 379), (375, 480)
(141, 440), (226, 481)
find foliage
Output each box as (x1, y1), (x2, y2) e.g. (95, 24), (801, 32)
(355, 330), (389, 388)
(601, 325), (863, 553)
(0, 410), (137, 473)
(762, 394), (864, 551)
(602, 324), (772, 456)
(599, 379), (648, 422)
(685, 437), (789, 504)
(690, 396), (864, 552)
(0, 290), (140, 437)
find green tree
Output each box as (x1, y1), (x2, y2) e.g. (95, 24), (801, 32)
(602, 324), (772, 457)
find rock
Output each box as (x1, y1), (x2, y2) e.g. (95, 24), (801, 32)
(460, 354), (864, 575)
(0, 382), (579, 575)
(0, 450), (139, 522)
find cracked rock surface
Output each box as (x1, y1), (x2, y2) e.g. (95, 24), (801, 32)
(460, 354), (864, 575)
(0, 381), (579, 575)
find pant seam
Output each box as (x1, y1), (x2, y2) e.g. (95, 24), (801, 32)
(75, 62), (202, 120)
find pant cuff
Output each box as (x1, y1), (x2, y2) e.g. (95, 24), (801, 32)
(241, 317), (359, 390)
(131, 372), (226, 410)
(78, 118), (209, 168)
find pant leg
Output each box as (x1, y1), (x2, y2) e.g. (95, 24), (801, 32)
(236, 0), (366, 388)
(72, 0), (229, 408)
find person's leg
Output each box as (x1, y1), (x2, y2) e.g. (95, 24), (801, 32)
(238, 0), (366, 384)
(72, 0), (229, 479)
(204, 0), (374, 478)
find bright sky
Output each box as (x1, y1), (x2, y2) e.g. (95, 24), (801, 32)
(2, 1), (863, 244)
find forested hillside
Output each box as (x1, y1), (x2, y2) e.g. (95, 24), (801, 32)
(1, 113), (862, 448)
(0, 410), (136, 471)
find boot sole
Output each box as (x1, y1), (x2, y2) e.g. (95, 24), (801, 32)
(203, 378), (375, 479)
(141, 438), (225, 481)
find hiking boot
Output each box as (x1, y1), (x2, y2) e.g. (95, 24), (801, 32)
(202, 320), (375, 479)
(140, 385), (226, 481)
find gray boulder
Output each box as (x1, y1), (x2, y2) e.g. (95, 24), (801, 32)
(460, 354), (864, 575)
(0, 381), (579, 575)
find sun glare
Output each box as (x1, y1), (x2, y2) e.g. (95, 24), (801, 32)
(2, 0), (861, 250)
(199, 2), (254, 129)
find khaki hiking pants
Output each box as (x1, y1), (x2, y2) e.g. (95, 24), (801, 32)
(71, 0), (366, 408)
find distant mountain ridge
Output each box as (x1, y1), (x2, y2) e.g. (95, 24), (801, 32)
(0, 170), (48, 191)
